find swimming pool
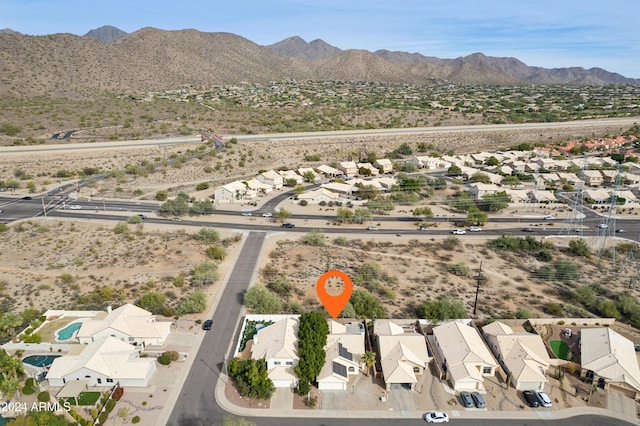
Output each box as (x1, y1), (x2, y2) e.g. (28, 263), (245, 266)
(56, 322), (82, 341)
(22, 355), (61, 367)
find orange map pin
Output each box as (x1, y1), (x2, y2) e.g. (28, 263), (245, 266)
(316, 270), (353, 319)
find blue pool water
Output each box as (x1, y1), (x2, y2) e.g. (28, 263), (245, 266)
(22, 355), (61, 367)
(56, 322), (82, 341)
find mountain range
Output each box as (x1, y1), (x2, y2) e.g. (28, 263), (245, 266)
(0, 25), (637, 99)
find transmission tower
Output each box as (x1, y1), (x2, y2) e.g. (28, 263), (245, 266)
(566, 154), (587, 236)
(594, 167), (622, 260)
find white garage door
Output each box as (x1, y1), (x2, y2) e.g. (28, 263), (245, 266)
(272, 380), (295, 388)
(318, 381), (346, 391)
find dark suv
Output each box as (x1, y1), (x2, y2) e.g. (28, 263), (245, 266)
(202, 319), (213, 330)
(459, 391), (474, 408)
(282, 223), (295, 228)
(523, 390), (539, 407)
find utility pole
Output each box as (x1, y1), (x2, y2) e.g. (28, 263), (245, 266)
(473, 261), (483, 315)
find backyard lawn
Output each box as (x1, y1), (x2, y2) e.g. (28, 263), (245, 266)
(550, 340), (570, 360)
(74, 391), (101, 406)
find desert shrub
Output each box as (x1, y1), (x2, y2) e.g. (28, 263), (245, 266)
(516, 308), (532, 319)
(37, 391), (50, 402)
(112, 386), (124, 401)
(301, 229), (325, 246)
(446, 262), (470, 277)
(266, 277), (293, 297)
(191, 262), (219, 287)
(545, 302), (563, 316)
(333, 236), (348, 246)
(244, 285), (282, 314)
(195, 227), (220, 243)
(299, 199), (308, 206)
(206, 246), (226, 260)
(176, 289), (207, 315)
(105, 398), (116, 413)
(568, 239), (591, 257)
(132, 416), (141, 424)
(418, 298), (467, 321)
(441, 236), (459, 250)
(536, 251), (553, 261)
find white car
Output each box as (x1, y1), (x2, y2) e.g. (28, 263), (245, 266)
(424, 411), (449, 423)
(262, 212), (273, 217)
(543, 215), (555, 220)
(366, 226), (379, 231)
(69, 205), (82, 210)
(596, 223), (608, 229)
(468, 226), (482, 232)
(450, 229), (466, 235)
(535, 390), (552, 407)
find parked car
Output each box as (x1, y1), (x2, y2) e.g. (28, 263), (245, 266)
(202, 319), (213, 330)
(366, 226), (379, 231)
(262, 212), (273, 217)
(564, 328), (572, 338)
(69, 205), (82, 210)
(543, 215), (555, 220)
(596, 223), (608, 229)
(468, 226), (482, 232)
(282, 223), (295, 228)
(451, 229), (466, 235)
(471, 391), (486, 408)
(616, 229), (627, 233)
(522, 390), (539, 407)
(535, 390), (552, 407)
(423, 411), (449, 423)
(459, 391), (474, 408)
(522, 228), (535, 232)
(419, 226), (429, 231)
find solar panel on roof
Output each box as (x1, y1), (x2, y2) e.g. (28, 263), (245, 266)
(332, 361), (347, 378)
(338, 343), (353, 361)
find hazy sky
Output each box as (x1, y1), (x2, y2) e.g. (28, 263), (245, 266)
(2, 0), (638, 78)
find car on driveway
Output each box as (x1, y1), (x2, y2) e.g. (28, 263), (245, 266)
(451, 229), (466, 235)
(522, 228), (535, 232)
(459, 391), (474, 408)
(523, 390), (539, 407)
(535, 390), (552, 407)
(69, 205), (82, 210)
(423, 411), (449, 423)
(471, 391), (486, 408)
(282, 223), (295, 228)
(202, 319), (212, 330)
(468, 226), (482, 232)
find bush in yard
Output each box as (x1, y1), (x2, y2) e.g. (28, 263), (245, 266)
(159, 350), (180, 365)
(98, 412), (108, 424)
(37, 391), (50, 402)
(105, 398), (116, 413)
(112, 386), (124, 401)
(132, 416), (141, 424)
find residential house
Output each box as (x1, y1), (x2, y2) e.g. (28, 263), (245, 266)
(321, 182), (354, 195)
(373, 319), (430, 391)
(482, 322), (550, 391)
(317, 321), (365, 391)
(600, 170), (619, 186)
(298, 188), (341, 204)
(246, 178), (273, 194)
(430, 321), (498, 392)
(297, 167), (318, 182)
(316, 164), (342, 177)
(251, 317), (299, 388)
(616, 190), (640, 205)
(527, 190), (557, 203)
(623, 172), (640, 186)
(357, 162), (379, 176)
(278, 170), (303, 185)
(76, 304), (170, 347)
(581, 170), (603, 187)
(374, 159), (393, 173)
(214, 180), (256, 203)
(47, 336), (156, 387)
(580, 328), (640, 400)
(469, 183), (500, 200)
(583, 188), (611, 204)
(338, 161), (359, 177)
(504, 189), (530, 203)
(257, 170), (284, 190)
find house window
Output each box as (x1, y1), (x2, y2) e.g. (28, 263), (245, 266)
(482, 367), (492, 374)
(85, 375), (91, 378)
(348, 367), (355, 372)
(274, 361), (281, 365)
(129, 337), (134, 341)
(286, 361), (293, 366)
(106, 378), (114, 383)
(97, 378), (102, 384)
(413, 367), (420, 373)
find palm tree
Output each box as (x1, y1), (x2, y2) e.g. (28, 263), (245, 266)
(361, 351), (376, 377)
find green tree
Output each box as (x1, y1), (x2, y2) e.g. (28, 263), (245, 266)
(486, 156), (500, 166)
(244, 285), (282, 314)
(302, 171), (316, 183)
(6, 410), (71, 426)
(275, 207), (292, 223)
(0, 313), (23, 341)
(159, 198), (190, 216)
(227, 358), (275, 400)
(598, 301), (620, 319)
(195, 227), (220, 243)
(206, 246), (226, 260)
(191, 262), (219, 287)
(418, 298), (467, 321)
(469, 172), (491, 184)
(568, 239), (591, 257)
(467, 207), (488, 225)
(412, 207), (434, 221)
(155, 190), (168, 201)
(355, 184), (380, 200)
(352, 208), (372, 224)
(301, 229), (325, 246)
(137, 292), (166, 315)
(336, 207), (354, 223)
(366, 199), (394, 214)
(361, 351), (376, 377)
(176, 289), (207, 315)
(447, 165), (462, 176)
(480, 191), (511, 212)
(294, 184), (305, 195)
(196, 182), (210, 191)
(190, 200), (215, 215)
(113, 222), (130, 235)
(295, 312), (329, 395)
(350, 289), (385, 319)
